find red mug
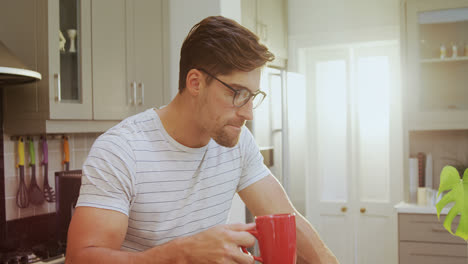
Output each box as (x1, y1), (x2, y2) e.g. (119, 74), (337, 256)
(242, 213), (297, 264)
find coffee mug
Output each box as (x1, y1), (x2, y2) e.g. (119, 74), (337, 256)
(242, 213), (297, 264)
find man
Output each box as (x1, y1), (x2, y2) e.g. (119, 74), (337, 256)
(66, 16), (338, 264)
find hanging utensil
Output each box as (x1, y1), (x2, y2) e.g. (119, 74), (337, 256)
(28, 137), (45, 205)
(63, 136), (70, 171)
(16, 137), (29, 208)
(41, 136), (55, 202)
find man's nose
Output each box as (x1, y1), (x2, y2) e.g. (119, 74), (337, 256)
(237, 100), (253, 121)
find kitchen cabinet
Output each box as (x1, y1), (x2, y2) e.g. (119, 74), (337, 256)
(398, 213), (467, 263)
(92, 0), (164, 120)
(241, 0), (288, 68)
(402, 0), (468, 130)
(1, 0), (166, 134)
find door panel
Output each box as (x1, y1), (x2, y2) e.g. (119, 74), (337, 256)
(356, 55), (391, 203)
(357, 215), (394, 263)
(319, 213), (354, 264)
(315, 59), (349, 202)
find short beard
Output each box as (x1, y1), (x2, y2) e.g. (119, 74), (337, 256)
(212, 127), (241, 147)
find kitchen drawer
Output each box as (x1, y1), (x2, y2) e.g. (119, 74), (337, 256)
(400, 241), (467, 264)
(399, 213), (465, 244)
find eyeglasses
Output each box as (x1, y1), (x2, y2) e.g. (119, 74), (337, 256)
(198, 68), (266, 109)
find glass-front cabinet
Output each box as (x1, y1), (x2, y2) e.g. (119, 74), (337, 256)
(404, 0), (468, 130)
(49, 0), (92, 119)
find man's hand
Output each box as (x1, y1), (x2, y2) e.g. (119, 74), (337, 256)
(177, 223), (256, 264)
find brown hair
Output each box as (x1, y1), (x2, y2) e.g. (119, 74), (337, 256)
(178, 16), (275, 93)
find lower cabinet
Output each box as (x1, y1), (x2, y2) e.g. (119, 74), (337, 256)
(400, 242), (467, 264)
(399, 213), (467, 264)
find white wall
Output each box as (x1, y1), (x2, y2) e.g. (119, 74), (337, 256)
(288, 0), (401, 72)
(220, 0), (242, 23)
(167, 0), (241, 100)
(289, 0), (400, 38)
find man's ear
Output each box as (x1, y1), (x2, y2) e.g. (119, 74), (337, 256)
(185, 69), (203, 96)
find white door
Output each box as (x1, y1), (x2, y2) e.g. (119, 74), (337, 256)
(304, 42), (402, 264)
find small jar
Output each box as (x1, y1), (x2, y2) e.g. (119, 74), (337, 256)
(452, 43), (458, 58)
(440, 44), (446, 59)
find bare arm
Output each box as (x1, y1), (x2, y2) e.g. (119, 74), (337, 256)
(66, 207), (256, 264)
(238, 175), (339, 264)
(65, 207), (183, 264)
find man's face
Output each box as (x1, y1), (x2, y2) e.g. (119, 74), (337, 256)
(199, 68), (262, 147)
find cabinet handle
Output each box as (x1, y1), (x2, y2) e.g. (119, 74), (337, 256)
(138, 82), (144, 105)
(256, 22), (262, 39)
(341, 206), (347, 213)
(129, 81), (136, 105)
(133, 81), (137, 105)
(431, 227), (448, 232)
(54, 73), (61, 102)
(360, 208), (366, 214)
(256, 23), (268, 42)
(263, 24), (268, 41)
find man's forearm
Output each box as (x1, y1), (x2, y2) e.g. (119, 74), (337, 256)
(296, 213), (339, 264)
(66, 238), (185, 264)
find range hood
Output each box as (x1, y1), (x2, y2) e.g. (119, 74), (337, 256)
(0, 40), (41, 85)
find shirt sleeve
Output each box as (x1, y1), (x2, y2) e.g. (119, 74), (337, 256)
(237, 126), (271, 192)
(76, 132), (137, 216)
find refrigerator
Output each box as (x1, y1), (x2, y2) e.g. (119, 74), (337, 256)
(228, 66), (307, 224)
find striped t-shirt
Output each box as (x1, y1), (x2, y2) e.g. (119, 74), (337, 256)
(76, 108), (270, 251)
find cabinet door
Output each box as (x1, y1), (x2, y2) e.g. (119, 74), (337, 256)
(241, 0), (257, 33)
(92, 0), (134, 120)
(132, 0), (164, 112)
(405, 0), (468, 130)
(257, 0), (288, 60)
(48, 0), (93, 120)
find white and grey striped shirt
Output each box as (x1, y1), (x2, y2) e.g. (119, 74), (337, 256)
(76, 108), (270, 251)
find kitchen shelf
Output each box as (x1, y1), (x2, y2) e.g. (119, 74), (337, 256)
(420, 56), (468, 63)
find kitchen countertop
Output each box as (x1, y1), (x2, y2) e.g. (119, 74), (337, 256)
(395, 201), (454, 215)
(34, 255), (65, 264)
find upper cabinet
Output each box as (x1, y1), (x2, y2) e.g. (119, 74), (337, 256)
(91, 0), (164, 120)
(1, 0), (166, 134)
(402, 0), (468, 130)
(241, 0), (288, 68)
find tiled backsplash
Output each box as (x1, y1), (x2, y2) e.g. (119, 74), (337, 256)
(3, 133), (99, 221)
(409, 130), (468, 189)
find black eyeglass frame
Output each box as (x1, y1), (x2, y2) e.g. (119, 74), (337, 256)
(198, 68), (266, 109)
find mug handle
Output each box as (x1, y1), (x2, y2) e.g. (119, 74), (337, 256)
(241, 229), (263, 263)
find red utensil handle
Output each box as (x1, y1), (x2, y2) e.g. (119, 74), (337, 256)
(241, 229), (263, 262)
